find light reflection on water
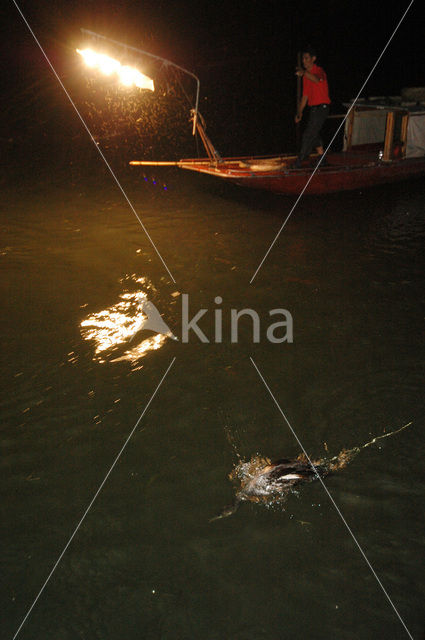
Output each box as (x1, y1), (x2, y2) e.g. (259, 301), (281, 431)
(80, 274), (170, 363)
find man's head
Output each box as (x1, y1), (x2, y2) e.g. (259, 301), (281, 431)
(302, 46), (317, 70)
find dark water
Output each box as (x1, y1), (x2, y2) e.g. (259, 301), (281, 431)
(1, 167), (424, 639)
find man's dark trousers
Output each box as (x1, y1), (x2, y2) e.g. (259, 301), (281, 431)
(297, 104), (329, 165)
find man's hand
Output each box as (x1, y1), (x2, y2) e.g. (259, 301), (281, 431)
(295, 95), (307, 123)
(295, 67), (304, 77)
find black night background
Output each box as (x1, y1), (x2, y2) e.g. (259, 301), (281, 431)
(1, 0), (424, 175)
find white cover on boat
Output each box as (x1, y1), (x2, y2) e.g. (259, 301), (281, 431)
(344, 109), (425, 158)
(406, 114), (425, 157)
(343, 110), (387, 149)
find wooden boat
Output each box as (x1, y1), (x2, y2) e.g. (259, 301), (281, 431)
(131, 97), (425, 195)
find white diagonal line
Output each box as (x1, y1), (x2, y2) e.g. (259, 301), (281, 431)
(250, 356), (413, 640)
(12, 357), (176, 640)
(12, 0), (176, 284)
(250, 0), (415, 284)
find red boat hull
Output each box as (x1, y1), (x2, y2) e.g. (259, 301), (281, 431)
(178, 150), (425, 194)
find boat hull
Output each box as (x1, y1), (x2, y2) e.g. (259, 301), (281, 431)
(178, 151), (425, 194)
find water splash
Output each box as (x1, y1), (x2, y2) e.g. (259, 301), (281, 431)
(211, 422), (412, 521)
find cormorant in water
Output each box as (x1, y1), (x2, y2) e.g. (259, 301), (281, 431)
(210, 422), (412, 521)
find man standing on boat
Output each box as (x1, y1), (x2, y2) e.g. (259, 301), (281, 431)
(294, 47), (330, 167)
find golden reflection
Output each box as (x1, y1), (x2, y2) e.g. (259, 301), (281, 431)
(80, 279), (171, 362)
(110, 333), (167, 363)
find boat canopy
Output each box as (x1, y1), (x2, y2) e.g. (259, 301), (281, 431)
(344, 97), (425, 159)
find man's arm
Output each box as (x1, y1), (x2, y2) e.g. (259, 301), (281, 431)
(295, 68), (321, 83)
(295, 95), (308, 123)
(302, 69), (320, 83)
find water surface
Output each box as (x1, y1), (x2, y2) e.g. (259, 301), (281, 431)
(1, 167), (424, 639)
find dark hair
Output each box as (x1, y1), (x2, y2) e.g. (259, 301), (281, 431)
(302, 45), (317, 57)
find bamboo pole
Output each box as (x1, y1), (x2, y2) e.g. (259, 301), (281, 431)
(129, 161), (182, 166)
(296, 51), (302, 151)
(129, 159), (212, 167)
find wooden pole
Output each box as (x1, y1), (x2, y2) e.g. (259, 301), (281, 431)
(400, 113), (409, 158)
(344, 108), (355, 151)
(296, 51), (302, 151)
(129, 160), (181, 166)
(383, 111), (395, 162)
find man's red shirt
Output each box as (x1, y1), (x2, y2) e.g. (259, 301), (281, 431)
(302, 63), (330, 106)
